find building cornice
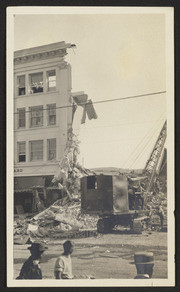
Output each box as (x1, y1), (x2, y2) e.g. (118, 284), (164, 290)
(14, 48), (67, 65)
(14, 41), (75, 65)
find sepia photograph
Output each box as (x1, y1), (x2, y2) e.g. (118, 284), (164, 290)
(7, 6), (174, 286)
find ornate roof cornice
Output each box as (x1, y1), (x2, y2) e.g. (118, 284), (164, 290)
(14, 48), (67, 65)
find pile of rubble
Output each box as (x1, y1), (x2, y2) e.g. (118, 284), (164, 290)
(145, 191), (167, 230)
(14, 196), (98, 241)
(144, 174), (167, 231)
(14, 217), (30, 237)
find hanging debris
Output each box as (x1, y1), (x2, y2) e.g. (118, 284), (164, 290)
(52, 92), (98, 198)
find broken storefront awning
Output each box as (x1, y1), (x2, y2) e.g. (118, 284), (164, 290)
(14, 176), (45, 192)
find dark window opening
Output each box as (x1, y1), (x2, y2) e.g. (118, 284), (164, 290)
(17, 75), (26, 96)
(18, 142), (26, 162)
(19, 88), (26, 95)
(87, 176), (98, 189)
(19, 154), (26, 162)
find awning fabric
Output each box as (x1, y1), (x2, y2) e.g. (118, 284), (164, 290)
(14, 176), (45, 191)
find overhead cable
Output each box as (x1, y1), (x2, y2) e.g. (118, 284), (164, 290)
(13, 90), (166, 115)
(123, 113), (165, 168)
(128, 118), (166, 169)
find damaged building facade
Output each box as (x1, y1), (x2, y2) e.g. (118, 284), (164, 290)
(14, 41), (92, 214)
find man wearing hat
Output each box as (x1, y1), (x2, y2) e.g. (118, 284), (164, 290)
(54, 240), (74, 279)
(16, 241), (48, 279)
(132, 252), (154, 279)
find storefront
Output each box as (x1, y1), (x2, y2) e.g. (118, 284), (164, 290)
(14, 176), (62, 214)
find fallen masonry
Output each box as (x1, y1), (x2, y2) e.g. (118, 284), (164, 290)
(14, 196), (99, 243)
(13, 187), (167, 244)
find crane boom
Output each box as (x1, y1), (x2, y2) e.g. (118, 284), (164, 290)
(144, 121), (167, 191)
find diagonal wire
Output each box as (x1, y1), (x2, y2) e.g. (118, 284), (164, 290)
(128, 117), (166, 169)
(122, 114), (165, 169)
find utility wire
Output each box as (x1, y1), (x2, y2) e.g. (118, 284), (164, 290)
(128, 118), (166, 169)
(93, 91), (166, 105)
(13, 90), (166, 115)
(128, 118), (164, 169)
(122, 113), (165, 168)
(126, 117), (164, 169)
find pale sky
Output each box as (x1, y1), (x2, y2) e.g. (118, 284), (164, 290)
(14, 11), (167, 169)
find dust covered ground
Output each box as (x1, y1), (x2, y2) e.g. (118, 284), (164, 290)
(14, 230), (167, 280)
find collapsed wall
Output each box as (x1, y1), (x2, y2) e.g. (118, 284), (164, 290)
(51, 127), (94, 200)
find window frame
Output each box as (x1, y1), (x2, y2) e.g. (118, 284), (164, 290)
(47, 104), (56, 126)
(47, 69), (56, 92)
(18, 141), (26, 162)
(30, 105), (43, 128)
(29, 72), (44, 94)
(47, 138), (56, 161)
(30, 140), (44, 161)
(17, 75), (26, 96)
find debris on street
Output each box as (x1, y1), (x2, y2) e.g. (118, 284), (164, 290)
(14, 196), (98, 242)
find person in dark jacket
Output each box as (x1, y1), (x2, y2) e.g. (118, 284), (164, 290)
(131, 252), (154, 279)
(16, 241), (48, 279)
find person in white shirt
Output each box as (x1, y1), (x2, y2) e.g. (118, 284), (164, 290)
(54, 240), (74, 279)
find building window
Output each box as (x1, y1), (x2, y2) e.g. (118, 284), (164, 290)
(47, 70), (56, 91)
(87, 176), (98, 189)
(30, 140), (43, 161)
(18, 142), (26, 162)
(47, 138), (56, 160)
(30, 106), (43, 127)
(47, 104), (56, 125)
(18, 108), (25, 128)
(17, 75), (26, 96)
(29, 72), (43, 94)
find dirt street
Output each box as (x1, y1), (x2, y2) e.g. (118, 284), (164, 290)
(14, 230), (167, 280)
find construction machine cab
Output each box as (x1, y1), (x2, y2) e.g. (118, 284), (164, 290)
(81, 174), (129, 214)
(81, 174), (147, 233)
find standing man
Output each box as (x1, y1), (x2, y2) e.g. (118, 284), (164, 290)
(156, 205), (164, 228)
(16, 241), (48, 279)
(132, 252), (154, 279)
(54, 240), (74, 279)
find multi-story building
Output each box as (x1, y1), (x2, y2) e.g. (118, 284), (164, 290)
(14, 41), (76, 213)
